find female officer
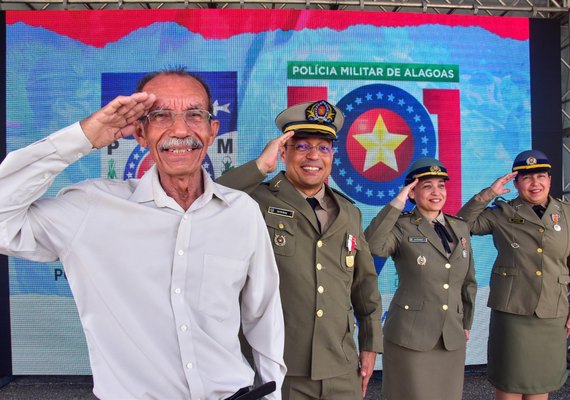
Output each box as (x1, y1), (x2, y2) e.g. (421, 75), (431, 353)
(458, 150), (570, 400)
(365, 157), (477, 400)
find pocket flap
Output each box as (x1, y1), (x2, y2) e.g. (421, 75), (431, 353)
(394, 297), (424, 311)
(265, 212), (297, 234)
(493, 266), (519, 277)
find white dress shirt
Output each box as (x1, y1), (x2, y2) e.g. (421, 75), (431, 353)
(0, 122), (286, 400)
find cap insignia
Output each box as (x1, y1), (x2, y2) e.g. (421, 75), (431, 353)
(430, 165), (442, 173)
(305, 100), (336, 124)
(526, 156), (537, 165)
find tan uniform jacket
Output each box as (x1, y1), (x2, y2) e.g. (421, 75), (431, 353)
(458, 195), (570, 318)
(365, 205), (476, 351)
(217, 161), (383, 380)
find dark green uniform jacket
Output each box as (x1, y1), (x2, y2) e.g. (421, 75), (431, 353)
(458, 195), (570, 317)
(365, 205), (476, 351)
(217, 161), (383, 380)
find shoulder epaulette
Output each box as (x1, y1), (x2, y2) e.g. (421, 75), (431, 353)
(444, 213), (464, 221)
(492, 196), (510, 206)
(330, 187), (355, 204)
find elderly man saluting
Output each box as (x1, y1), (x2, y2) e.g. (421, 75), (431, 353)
(0, 67), (286, 400)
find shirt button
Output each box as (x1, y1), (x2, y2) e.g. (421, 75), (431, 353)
(180, 325), (188, 332)
(183, 214), (189, 220)
(316, 263), (322, 271)
(404, 305), (409, 310)
(77, 152), (83, 158)
(174, 288), (181, 294)
(186, 362), (193, 369)
(537, 248), (543, 253)
(316, 309), (324, 317)
(443, 284), (450, 290)
(442, 304), (449, 311)
(317, 286), (324, 294)
(444, 263), (451, 269)
(178, 250), (184, 256)
(536, 270), (542, 276)
(317, 240), (323, 248)
(538, 227), (544, 233)
(278, 223), (284, 229)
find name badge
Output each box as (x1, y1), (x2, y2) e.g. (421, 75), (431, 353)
(408, 236), (428, 243)
(268, 207), (295, 218)
(509, 218), (525, 224)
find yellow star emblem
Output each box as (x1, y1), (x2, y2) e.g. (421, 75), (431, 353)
(353, 114), (408, 172)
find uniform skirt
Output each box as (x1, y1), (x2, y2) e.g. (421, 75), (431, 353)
(488, 310), (567, 394)
(382, 337), (466, 400)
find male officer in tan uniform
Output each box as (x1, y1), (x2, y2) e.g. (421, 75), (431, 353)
(217, 100), (383, 400)
(458, 150), (570, 399)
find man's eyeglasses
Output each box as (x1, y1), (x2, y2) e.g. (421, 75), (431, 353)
(285, 143), (334, 155)
(141, 109), (213, 128)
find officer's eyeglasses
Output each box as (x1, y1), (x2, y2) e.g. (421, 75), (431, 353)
(141, 109), (213, 128)
(285, 143), (334, 155)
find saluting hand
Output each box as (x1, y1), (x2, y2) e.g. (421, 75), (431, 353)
(255, 131), (295, 175)
(394, 178), (419, 204)
(80, 92), (156, 149)
(490, 172), (518, 196)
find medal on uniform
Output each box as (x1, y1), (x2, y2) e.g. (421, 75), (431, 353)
(417, 255), (427, 266)
(346, 234), (357, 252)
(274, 234), (286, 246)
(551, 213), (561, 232)
(345, 234), (356, 267)
(460, 237), (468, 258)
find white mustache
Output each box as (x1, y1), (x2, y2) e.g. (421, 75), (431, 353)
(159, 137), (203, 151)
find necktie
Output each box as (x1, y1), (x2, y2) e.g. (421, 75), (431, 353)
(532, 205), (546, 219)
(306, 197), (321, 232)
(433, 220), (453, 254)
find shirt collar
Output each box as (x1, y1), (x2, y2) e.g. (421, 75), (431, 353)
(297, 185), (328, 209)
(130, 165), (230, 211)
(415, 209), (446, 225)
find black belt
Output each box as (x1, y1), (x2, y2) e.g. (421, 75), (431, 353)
(224, 381), (276, 400)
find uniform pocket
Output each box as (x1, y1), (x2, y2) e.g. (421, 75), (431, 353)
(393, 297), (424, 311)
(492, 266), (519, 277)
(265, 213), (297, 257)
(488, 266), (518, 308)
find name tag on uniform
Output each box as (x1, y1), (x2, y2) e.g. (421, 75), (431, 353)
(408, 236), (428, 243)
(268, 207), (295, 218)
(509, 218), (525, 224)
